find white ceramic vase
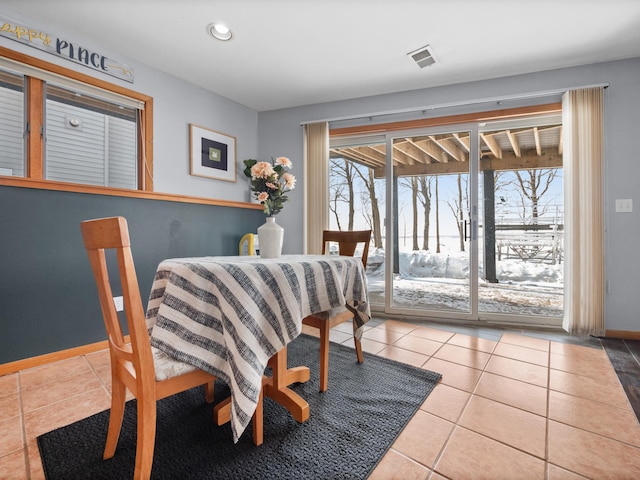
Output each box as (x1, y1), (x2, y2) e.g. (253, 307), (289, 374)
(257, 216), (284, 258)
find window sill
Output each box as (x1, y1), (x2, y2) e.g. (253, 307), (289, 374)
(0, 177), (263, 210)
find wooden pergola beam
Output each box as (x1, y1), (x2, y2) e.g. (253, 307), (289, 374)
(373, 151), (562, 178)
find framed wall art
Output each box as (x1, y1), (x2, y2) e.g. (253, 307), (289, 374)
(189, 124), (236, 182)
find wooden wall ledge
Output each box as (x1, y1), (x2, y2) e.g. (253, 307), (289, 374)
(0, 177), (263, 210)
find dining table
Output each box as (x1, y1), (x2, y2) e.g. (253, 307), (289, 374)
(145, 254), (370, 442)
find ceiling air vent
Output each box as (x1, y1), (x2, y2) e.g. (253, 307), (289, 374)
(408, 45), (436, 68)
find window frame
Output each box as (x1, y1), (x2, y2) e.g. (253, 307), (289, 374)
(0, 45), (154, 193)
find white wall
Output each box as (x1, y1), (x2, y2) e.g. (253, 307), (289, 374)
(0, 6), (258, 203)
(258, 58), (640, 333)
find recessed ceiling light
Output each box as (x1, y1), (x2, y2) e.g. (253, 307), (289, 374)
(207, 22), (233, 41)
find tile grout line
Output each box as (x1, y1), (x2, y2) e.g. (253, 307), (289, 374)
(383, 325), (452, 476)
(16, 372), (32, 480)
(432, 333), (565, 475)
(429, 332), (501, 477)
(84, 353), (113, 398)
(426, 334), (467, 473)
(544, 340), (551, 480)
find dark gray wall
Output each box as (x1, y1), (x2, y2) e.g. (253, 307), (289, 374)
(0, 186), (264, 363)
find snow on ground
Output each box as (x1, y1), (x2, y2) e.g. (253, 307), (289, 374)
(364, 247), (564, 317)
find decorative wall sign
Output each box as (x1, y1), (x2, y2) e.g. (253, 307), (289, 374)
(189, 124), (236, 182)
(0, 16), (134, 83)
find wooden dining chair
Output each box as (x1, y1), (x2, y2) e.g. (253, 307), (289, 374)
(302, 229), (371, 392)
(81, 216), (263, 480)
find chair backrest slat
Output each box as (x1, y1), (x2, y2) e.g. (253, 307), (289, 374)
(321, 229), (371, 268)
(80, 216), (153, 374)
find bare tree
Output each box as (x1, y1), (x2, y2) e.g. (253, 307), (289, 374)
(435, 176), (441, 253)
(330, 158), (383, 248)
(410, 177), (419, 250)
(417, 176), (432, 250)
(514, 169), (558, 223)
(446, 174), (468, 252)
(398, 175), (430, 251)
(495, 168), (560, 224)
(329, 169), (344, 230)
(354, 166), (383, 248)
(329, 158), (357, 229)
(359, 188), (373, 232)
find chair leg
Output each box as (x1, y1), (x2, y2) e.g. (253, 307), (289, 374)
(354, 336), (364, 364)
(205, 381), (215, 403)
(134, 396), (157, 480)
(103, 374), (126, 460)
(318, 322), (331, 392)
(252, 377), (265, 446)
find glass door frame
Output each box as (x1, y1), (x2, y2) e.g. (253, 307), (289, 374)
(382, 124), (480, 322)
(379, 122), (562, 327)
(329, 113), (564, 328)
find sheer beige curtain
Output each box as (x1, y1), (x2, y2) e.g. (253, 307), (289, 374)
(304, 122), (329, 254)
(562, 87), (605, 336)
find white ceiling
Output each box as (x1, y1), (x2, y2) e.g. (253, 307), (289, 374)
(3, 0), (640, 112)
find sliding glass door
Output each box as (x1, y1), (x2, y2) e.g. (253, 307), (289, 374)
(328, 137), (387, 307)
(389, 130), (473, 316)
(477, 117), (564, 320)
(329, 113), (564, 326)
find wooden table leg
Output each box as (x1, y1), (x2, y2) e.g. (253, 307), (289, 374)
(263, 346), (310, 422)
(214, 345), (310, 425)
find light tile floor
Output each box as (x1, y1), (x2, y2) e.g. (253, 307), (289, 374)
(1, 318), (640, 479)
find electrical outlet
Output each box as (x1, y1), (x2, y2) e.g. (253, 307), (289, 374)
(113, 296), (124, 312)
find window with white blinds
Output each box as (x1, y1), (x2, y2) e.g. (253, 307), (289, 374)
(0, 68), (25, 177)
(45, 84), (137, 188)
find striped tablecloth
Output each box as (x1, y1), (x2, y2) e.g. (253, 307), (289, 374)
(145, 254), (370, 442)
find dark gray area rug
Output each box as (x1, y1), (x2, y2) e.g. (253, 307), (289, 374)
(38, 334), (441, 479)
